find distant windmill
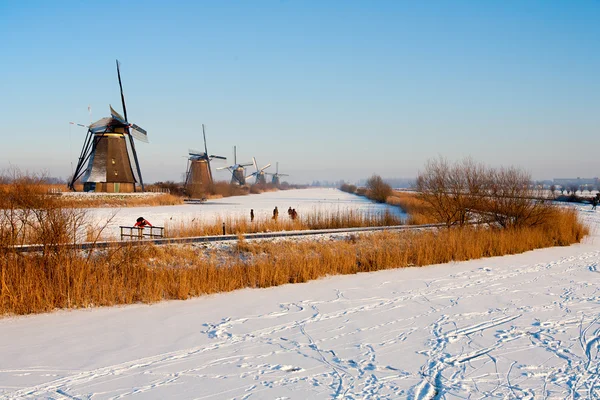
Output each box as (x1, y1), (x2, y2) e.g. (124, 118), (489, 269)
(246, 157), (271, 184)
(68, 60), (148, 193)
(265, 162), (289, 186)
(216, 146), (253, 185)
(184, 124), (226, 197)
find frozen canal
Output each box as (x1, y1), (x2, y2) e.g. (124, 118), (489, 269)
(87, 188), (407, 237)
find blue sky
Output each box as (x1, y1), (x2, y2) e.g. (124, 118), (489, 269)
(1, 0), (599, 184)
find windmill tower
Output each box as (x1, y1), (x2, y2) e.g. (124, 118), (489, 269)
(68, 60), (147, 193)
(184, 124), (226, 197)
(266, 162), (289, 186)
(216, 146), (252, 185)
(246, 157), (271, 184)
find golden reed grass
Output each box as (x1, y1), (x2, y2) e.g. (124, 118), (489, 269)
(386, 191), (438, 225)
(0, 206), (587, 316)
(165, 208), (403, 238)
(0, 183), (183, 208)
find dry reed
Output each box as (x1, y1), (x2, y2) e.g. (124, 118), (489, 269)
(165, 208), (403, 238)
(0, 206), (587, 316)
(387, 191), (438, 224)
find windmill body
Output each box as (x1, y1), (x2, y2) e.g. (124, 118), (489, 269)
(69, 61), (147, 193)
(266, 162), (289, 186)
(246, 157), (271, 185)
(216, 146), (252, 186)
(184, 125), (226, 197)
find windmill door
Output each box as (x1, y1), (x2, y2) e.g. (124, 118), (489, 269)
(114, 183), (120, 193)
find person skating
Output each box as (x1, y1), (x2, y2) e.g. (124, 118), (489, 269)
(272, 206), (279, 220)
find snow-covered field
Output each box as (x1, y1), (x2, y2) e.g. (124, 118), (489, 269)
(88, 188), (406, 238)
(0, 204), (599, 399)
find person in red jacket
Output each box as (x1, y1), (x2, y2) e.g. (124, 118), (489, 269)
(134, 217), (152, 228)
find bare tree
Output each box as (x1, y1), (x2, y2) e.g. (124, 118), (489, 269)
(366, 175), (392, 203)
(484, 166), (551, 228)
(416, 157), (485, 227)
(417, 157), (553, 229)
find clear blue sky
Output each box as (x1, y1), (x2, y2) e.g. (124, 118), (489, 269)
(1, 0), (598, 184)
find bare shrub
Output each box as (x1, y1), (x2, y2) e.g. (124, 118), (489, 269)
(366, 175), (392, 203)
(416, 157), (553, 228)
(340, 183), (357, 194)
(146, 181), (184, 196)
(482, 166), (553, 228)
(416, 157), (486, 227)
(209, 181), (249, 197)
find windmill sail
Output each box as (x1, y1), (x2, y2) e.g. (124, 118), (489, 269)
(125, 135), (141, 184)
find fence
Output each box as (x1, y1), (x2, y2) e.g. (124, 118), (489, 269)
(120, 226), (165, 240)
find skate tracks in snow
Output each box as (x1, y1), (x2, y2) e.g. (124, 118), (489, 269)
(0, 206), (599, 399)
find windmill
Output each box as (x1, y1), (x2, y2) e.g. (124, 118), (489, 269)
(68, 60), (147, 193)
(265, 162), (289, 186)
(216, 146), (253, 185)
(184, 124), (226, 197)
(246, 157), (271, 184)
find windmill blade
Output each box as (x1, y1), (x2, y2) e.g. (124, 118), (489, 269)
(109, 105), (127, 124)
(246, 172), (257, 180)
(252, 157), (258, 172)
(210, 155), (227, 160)
(116, 59), (128, 121)
(202, 124), (209, 156)
(260, 163), (272, 172)
(130, 124), (149, 143)
(215, 166), (231, 171)
(188, 148), (207, 157)
(278, 173), (289, 177)
(239, 162), (254, 167)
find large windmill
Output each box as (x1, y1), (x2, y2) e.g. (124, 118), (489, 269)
(184, 124), (226, 197)
(246, 157), (271, 184)
(216, 146), (252, 185)
(265, 162), (289, 186)
(68, 60), (147, 193)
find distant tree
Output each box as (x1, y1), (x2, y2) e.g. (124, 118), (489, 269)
(366, 175), (392, 203)
(550, 184), (556, 198)
(568, 184), (578, 195)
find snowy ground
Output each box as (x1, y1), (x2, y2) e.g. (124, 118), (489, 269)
(87, 188), (406, 238)
(0, 205), (599, 399)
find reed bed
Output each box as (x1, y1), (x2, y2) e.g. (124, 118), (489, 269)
(58, 193), (184, 208)
(386, 191), (438, 225)
(0, 207), (587, 316)
(165, 208), (403, 238)
(0, 183), (183, 208)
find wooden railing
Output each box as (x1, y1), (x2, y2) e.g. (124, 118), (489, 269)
(119, 226), (165, 240)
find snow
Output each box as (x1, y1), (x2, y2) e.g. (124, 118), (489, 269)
(0, 201), (599, 399)
(87, 188), (406, 238)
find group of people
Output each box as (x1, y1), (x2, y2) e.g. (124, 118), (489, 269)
(249, 206), (298, 222)
(287, 206), (298, 220)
